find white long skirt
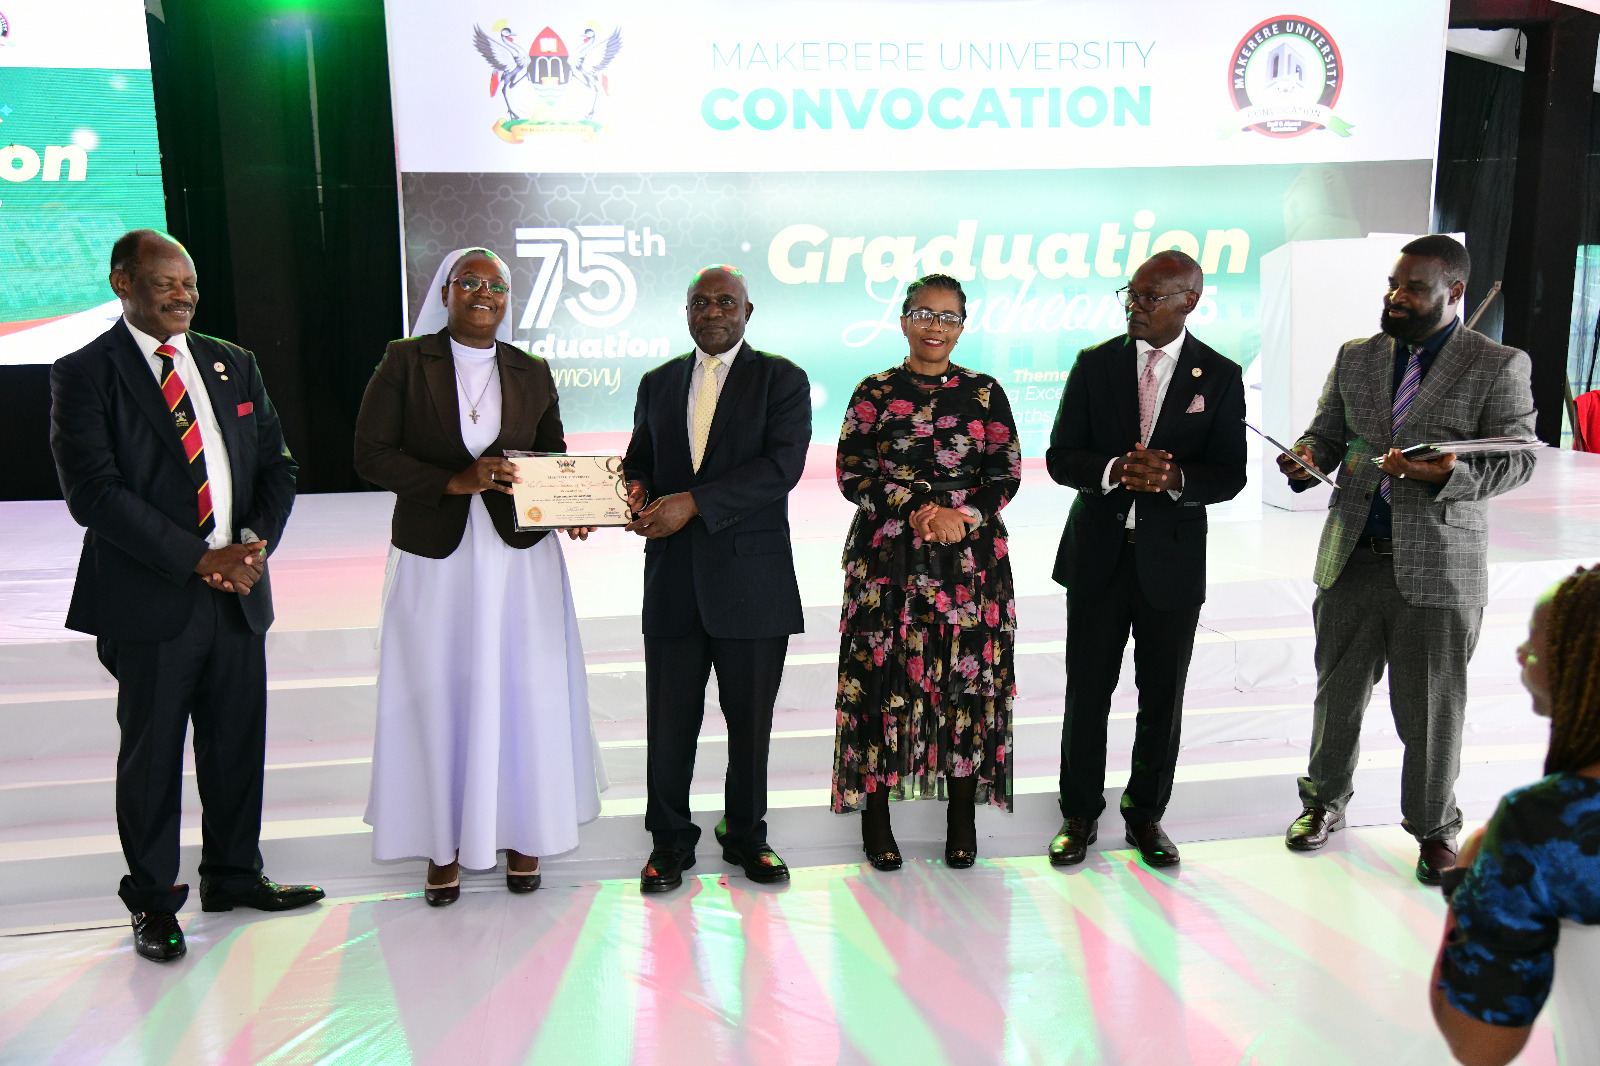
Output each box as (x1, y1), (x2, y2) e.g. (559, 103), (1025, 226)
(365, 496), (605, 868)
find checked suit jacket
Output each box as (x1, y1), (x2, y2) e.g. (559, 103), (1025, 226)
(1295, 324), (1537, 608)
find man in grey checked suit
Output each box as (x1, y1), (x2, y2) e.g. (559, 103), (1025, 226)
(1278, 234), (1536, 885)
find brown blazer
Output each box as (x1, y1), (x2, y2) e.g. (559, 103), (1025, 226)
(354, 329), (565, 558)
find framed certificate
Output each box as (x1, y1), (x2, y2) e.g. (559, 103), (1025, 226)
(504, 452), (630, 531)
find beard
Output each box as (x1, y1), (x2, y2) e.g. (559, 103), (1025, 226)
(1380, 299), (1447, 342)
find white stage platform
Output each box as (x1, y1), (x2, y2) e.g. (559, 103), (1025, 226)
(1, 445), (1596, 935)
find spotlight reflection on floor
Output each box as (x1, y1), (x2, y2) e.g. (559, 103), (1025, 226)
(0, 826), (1558, 1065)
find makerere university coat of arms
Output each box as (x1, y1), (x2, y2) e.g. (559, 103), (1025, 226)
(473, 19), (623, 141)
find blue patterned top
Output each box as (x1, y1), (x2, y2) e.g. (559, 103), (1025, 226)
(1438, 772), (1600, 1026)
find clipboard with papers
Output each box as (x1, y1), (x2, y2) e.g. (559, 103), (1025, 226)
(1244, 421), (1338, 488)
(1373, 437), (1544, 463)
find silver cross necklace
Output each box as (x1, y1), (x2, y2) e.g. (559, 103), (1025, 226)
(453, 362), (494, 424)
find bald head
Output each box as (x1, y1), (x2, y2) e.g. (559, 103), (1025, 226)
(686, 264), (753, 356)
(110, 229), (188, 280)
(1124, 250), (1202, 347)
(1141, 250), (1203, 292)
(686, 264), (747, 301)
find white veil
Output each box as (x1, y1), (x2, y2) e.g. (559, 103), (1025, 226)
(411, 246), (517, 342)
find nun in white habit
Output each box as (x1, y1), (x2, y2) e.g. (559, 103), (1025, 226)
(354, 247), (605, 905)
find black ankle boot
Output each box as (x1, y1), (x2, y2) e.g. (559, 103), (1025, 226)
(945, 776), (978, 868)
(861, 788), (902, 871)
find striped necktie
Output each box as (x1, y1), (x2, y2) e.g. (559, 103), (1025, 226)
(1380, 343), (1424, 504)
(156, 344), (216, 538)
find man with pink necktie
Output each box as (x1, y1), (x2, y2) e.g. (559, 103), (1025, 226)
(1042, 250), (1247, 870)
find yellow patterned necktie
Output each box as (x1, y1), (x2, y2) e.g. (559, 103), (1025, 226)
(691, 355), (722, 472)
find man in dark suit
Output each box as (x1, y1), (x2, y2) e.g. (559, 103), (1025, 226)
(622, 265), (811, 892)
(1043, 250), (1248, 869)
(49, 230), (322, 963)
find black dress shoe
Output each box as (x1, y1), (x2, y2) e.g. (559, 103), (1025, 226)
(424, 876), (460, 907)
(1125, 821), (1180, 867)
(726, 842), (791, 884)
(943, 847), (976, 869)
(506, 864), (542, 894)
(1416, 839), (1458, 887)
(199, 875), (325, 913)
(863, 845), (903, 871)
(1285, 807), (1345, 852)
(641, 847), (695, 893)
(1048, 817), (1098, 867)
(132, 909), (186, 962)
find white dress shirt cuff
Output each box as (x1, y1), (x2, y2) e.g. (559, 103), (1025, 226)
(1101, 457), (1118, 494)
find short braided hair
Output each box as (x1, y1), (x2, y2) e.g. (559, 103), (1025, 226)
(1543, 566), (1600, 775)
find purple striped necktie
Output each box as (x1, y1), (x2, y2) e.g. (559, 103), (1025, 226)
(1380, 344), (1424, 504)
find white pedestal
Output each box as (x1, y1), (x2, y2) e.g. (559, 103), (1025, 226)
(1257, 235), (1442, 512)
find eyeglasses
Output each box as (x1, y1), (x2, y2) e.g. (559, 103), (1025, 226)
(1116, 286), (1195, 310)
(904, 309), (965, 330)
(452, 276), (510, 295)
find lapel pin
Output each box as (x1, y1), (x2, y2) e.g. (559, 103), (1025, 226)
(213, 361), (226, 372)
(220, 375), (229, 381)
(1191, 367), (1202, 377)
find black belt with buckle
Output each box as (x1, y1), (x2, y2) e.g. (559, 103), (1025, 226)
(1362, 536), (1394, 555)
(909, 477), (981, 493)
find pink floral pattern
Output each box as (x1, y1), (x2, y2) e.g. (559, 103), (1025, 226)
(831, 363), (1021, 813)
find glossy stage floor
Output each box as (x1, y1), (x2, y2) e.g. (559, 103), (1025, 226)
(1, 439), (1597, 1065)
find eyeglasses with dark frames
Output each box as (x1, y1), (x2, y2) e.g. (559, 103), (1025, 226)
(1115, 285), (1196, 310)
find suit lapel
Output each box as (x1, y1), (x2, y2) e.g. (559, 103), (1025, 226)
(700, 342), (755, 470)
(1148, 337), (1202, 449)
(1112, 336), (1142, 446)
(1399, 324), (1473, 438)
(107, 320), (188, 467)
(421, 329), (470, 457)
(485, 340), (527, 455)
(187, 336), (243, 470)
(1369, 336), (1399, 445)
(658, 352), (696, 476)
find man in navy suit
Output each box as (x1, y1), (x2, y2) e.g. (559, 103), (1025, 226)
(49, 230), (322, 963)
(622, 265), (811, 892)
(1043, 251), (1248, 869)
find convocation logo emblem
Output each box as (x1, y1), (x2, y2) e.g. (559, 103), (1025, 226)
(472, 19), (623, 142)
(1225, 16), (1350, 139)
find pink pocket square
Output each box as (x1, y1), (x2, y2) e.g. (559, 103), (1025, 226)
(1185, 394), (1205, 414)
(237, 402), (254, 416)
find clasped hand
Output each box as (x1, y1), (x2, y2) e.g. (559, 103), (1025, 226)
(195, 541), (267, 594)
(911, 503), (979, 544)
(445, 457), (597, 539)
(1115, 443), (1182, 493)
(624, 481), (698, 539)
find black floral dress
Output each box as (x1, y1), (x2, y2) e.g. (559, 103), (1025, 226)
(831, 362), (1021, 812)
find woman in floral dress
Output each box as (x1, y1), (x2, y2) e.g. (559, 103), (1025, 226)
(831, 273), (1022, 869)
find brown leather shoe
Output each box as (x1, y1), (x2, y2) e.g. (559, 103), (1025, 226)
(1125, 821), (1180, 867)
(1048, 817), (1097, 867)
(1285, 807), (1344, 851)
(1416, 839), (1458, 886)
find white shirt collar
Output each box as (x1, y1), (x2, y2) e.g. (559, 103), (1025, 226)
(1134, 328), (1185, 361)
(124, 318), (192, 362)
(694, 339), (741, 366)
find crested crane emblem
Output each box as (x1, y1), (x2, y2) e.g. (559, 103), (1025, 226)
(472, 18), (623, 143)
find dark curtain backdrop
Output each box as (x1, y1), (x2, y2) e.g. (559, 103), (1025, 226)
(1433, 50), (1600, 397)
(144, 0), (402, 493)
